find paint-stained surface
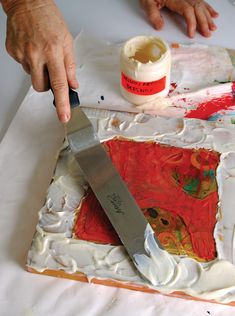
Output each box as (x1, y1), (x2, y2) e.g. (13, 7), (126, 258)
(185, 83), (235, 119)
(74, 138), (220, 261)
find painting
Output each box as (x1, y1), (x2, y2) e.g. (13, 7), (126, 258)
(74, 138), (220, 261)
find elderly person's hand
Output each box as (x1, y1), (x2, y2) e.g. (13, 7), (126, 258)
(1, 0), (78, 123)
(140, 0), (219, 38)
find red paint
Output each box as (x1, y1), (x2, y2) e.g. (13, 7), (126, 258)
(232, 81), (235, 92)
(185, 91), (235, 119)
(169, 82), (178, 94)
(74, 190), (121, 244)
(74, 139), (220, 261)
(171, 82), (177, 89)
(121, 72), (166, 96)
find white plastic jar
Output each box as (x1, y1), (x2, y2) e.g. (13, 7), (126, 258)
(120, 36), (171, 105)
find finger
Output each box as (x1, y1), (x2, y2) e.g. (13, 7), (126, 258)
(30, 63), (50, 92)
(24, 44), (49, 91)
(165, 1), (196, 38)
(195, 5), (211, 37)
(47, 55), (70, 123)
(144, 0), (164, 30)
(204, 8), (217, 32)
(182, 5), (197, 38)
(205, 2), (219, 18)
(64, 50), (78, 90)
(21, 61), (31, 74)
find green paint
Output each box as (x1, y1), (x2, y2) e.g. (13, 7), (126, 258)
(203, 170), (215, 178)
(184, 178), (199, 194)
(176, 230), (182, 241)
(213, 80), (230, 84)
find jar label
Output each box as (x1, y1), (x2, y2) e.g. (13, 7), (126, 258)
(121, 72), (166, 96)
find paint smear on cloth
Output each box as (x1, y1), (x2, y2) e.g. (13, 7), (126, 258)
(186, 83), (235, 119)
(75, 33), (235, 120)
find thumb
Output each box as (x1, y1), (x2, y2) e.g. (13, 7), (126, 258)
(144, 0), (164, 30)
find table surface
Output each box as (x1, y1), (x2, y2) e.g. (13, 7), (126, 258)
(1, 0), (235, 141)
(0, 0), (235, 141)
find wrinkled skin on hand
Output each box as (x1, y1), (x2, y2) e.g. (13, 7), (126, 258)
(140, 0), (219, 38)
(3, 0), (78, 123)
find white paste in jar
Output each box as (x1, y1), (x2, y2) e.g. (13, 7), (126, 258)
(120, 36), (171, 105)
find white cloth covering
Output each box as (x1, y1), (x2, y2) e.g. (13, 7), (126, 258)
(75, 32), (235, 119)
(1, 34), (235, 315)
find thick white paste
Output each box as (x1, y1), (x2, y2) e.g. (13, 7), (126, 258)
(120, 36), (171, 104)
(27, 109), (235, 303)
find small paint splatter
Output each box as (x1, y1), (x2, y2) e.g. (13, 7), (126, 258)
(98, 96), (105, 104)
(171, 43), (180, 49)
(207, 311), (211, 315)
(111, 118), (120, 128)
(170, 82), (177, 89)
(169, 82), (178, 94)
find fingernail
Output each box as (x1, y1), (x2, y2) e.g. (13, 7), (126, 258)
(71, 79), (79, 89)
(74, 80), (79, 88)
(189, 31), (194, 38)
(60, 113), (69, 124)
